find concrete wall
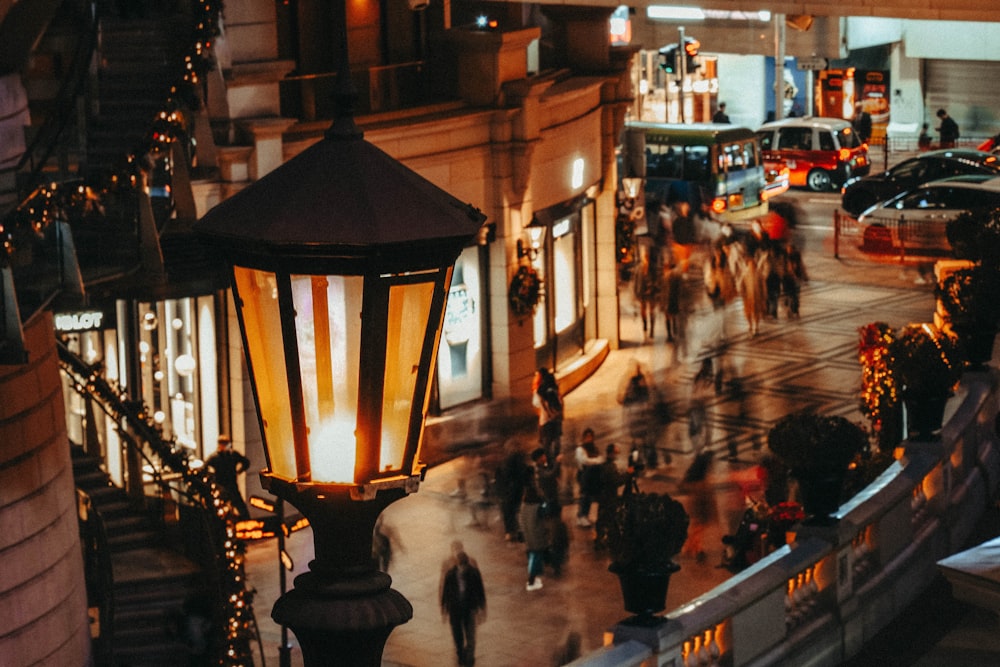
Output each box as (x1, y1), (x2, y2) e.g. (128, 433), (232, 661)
(0, 311), (91, 666)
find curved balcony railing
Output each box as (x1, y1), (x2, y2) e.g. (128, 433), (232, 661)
(572, 369), (1000, 667)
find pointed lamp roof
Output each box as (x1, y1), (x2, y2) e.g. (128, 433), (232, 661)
(195, 130), (486, 275)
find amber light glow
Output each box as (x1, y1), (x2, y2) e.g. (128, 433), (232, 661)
(233, 265), (445, 486)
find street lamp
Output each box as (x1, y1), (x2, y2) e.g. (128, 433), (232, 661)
(195, 107), (485, 664)
(516, 216), (547, 261)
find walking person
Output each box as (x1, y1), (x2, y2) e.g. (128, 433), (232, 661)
(533, 448), (569, 577)
(594, 444), (629, 550)
(533, 368), (564, 460)
(495, 439), (530, 542)
(574, 428), (604, 528)
(852, 102), (872, 143)
(205, 435), (251, 519)
(680, 448), (717, 564)
(936, 108), (960, 148)
(441, 545), (487, 666)
(521, 448), (552, 590)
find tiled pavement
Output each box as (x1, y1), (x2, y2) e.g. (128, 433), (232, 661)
(243, 240), (944, 667)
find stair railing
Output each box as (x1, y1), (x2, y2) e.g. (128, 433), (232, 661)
(76, 487), (115, 666)
(59, 340), (258, 665)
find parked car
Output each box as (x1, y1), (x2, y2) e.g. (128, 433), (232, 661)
(841, 149), (1000, 217)
(857, 175), (1000, 255)
(755, 116), (870, 192)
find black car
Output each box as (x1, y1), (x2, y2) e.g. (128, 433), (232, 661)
(841, 149), (1000, 216)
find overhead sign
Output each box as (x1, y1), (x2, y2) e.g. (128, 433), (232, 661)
(54, 309), (111, 332)
(797, 57), (828, 71)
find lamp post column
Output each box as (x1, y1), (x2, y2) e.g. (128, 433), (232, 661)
(267, 480), (411, 667)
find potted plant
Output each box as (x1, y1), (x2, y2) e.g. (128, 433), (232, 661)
(889, 324), (962, 395)
(937, 265), (1000, 369)
(767, 411), (869, 525)
(598, 491), (689, 623)
(888, 324), (962, 439)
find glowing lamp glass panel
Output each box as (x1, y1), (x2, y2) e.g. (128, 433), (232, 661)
(381, 281), (436, 474)
(291, 274), (363, 484)
(233, 267), (297, 480)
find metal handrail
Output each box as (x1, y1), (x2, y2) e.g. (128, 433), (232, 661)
(58, 340), (258, 665)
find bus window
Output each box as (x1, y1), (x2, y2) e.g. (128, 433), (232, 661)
(684, 146), (709, 182)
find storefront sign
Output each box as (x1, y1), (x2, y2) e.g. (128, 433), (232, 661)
(55, 309), (111, 332)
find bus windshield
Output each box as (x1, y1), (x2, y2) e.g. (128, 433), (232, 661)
(620, 122), (780, 224)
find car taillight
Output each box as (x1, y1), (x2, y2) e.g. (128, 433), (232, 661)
(838, 148), (851, 162)
(711, 198), (727, 214)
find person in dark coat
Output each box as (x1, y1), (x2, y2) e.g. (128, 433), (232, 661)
(205, 435), (251, 519)
(495, 439), (530, 542)
(852, 103), (872, 143)
(712, 102), (730, 123)
(521, 448), (552, 590)
(441, 546), (487, 666)
(533, 368), (564, 460)
(594, 444), (629, 550)
(936, 108), (960, 148)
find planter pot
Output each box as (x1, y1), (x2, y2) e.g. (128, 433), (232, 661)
(903, 392), (951, 441)
(952, 324), (997, 371)
(792, 469), (846, 526)
(610, 561), (681, 624)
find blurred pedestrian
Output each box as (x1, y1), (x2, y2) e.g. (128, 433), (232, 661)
(574, 428), (604, 528)
(205, 435), (251, 519)
(552, 631), (582, 666)
(918, 123), (932, 150)
(712, 102), (730, 124)
(681, 448), (717, 564)
(634, 253), (662, 339)
(521, 448), (552, 591)
(533, 368), (564, 460)
(441, 545), (487, 666)
(594, 444), (629, 550)
(372, 514), (403, 572)
(852, 102), (872, 143)
(532, 448), (568, 576)
(495, 439), (529, 542)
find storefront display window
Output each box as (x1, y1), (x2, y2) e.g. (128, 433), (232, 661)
(437, 246), (485, 409)
(534, 197), (594, 370)
(552, 216), (577, 333)
(57, 307), (124, 484)
(135, 295), (220, 460)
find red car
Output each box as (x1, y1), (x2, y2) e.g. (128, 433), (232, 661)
(755, 117), (871, 192)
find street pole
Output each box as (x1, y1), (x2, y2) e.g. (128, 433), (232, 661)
(678, 26), (686, 123)
(774, 15), (786, 121)
(277, 498), (291, 667)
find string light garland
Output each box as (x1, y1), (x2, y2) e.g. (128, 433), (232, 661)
(36, 1), (257, 661)
(2, 0), (219, 262)
(59, 344), (257, 665)
(858, 321), (897, 438)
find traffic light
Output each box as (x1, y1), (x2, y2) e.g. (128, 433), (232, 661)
(683, 37), (700, 72)
(658, 45), (678, 75)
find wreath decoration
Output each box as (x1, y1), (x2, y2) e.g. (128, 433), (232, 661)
(509, 264), (542, 317)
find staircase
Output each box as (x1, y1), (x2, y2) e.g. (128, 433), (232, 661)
(72, 445), (207, 666)
(84, 13), (189, 181)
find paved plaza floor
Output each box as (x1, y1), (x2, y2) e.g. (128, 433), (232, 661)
(243, 237), (960, 666)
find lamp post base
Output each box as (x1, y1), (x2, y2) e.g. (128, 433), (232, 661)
(273, 569), (412, 667)
(262, 476), (414, 666)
